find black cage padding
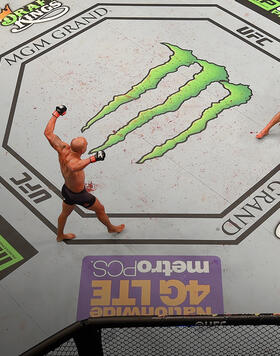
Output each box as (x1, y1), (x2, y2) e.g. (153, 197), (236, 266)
(21, 314), (280, 356)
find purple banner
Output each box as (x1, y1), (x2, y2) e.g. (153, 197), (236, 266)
(77, 256), (223, 320)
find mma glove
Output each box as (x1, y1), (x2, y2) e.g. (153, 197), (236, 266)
(90, 151), (106, 163)
(53, 105), (67, 118)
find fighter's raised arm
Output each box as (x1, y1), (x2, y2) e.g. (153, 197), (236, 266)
(44, 105), (68, 152)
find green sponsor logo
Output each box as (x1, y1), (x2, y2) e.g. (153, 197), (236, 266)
(0, 234), (24, 271)
(247, 0), (280, 11)
(82, 43), (252, 164)
(236, 0), (280, 22)
(0, 1), (70, 33)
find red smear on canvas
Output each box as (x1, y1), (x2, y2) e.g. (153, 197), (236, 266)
(85, 182), (97, 192)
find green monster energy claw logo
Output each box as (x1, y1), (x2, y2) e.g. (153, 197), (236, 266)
(81, 43), (252, 164)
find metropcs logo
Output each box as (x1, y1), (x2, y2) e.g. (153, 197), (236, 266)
(91, 259), (210, 277)
(0, 1), (70, 33)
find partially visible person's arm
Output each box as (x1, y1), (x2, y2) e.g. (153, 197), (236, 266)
(256, 111), (280, 139)
(274, 112), (280, 121)
(68, 151), (106, 172)
(44, 106), (67, 152)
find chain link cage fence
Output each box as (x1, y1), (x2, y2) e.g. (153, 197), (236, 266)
(21, 314), (280, 356)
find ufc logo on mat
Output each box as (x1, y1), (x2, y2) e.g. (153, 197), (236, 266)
(10, 172), (51, 203)
(82, 43), (252, 164)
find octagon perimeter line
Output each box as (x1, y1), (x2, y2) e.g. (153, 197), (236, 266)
(1, 14), (279, 244)
(2, 20), (279, 223)
(2, 16), (280, 218)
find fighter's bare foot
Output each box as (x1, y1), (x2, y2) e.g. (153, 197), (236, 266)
(108, 224), (125, 233)
(56, 233), (76, 242)
(256, 129), (269, 139)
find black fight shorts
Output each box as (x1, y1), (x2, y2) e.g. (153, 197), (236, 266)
(61, 184), (96, 208)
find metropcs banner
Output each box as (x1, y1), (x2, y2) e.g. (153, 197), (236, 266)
(77, 256), (223, 320)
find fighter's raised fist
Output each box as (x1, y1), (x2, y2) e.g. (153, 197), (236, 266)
(53, 105), (67, 117)
(91, 151), (106, 163)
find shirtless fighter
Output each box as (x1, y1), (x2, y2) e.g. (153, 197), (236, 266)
(256, 112), (280, 139)
(44, 105), (125, 242)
